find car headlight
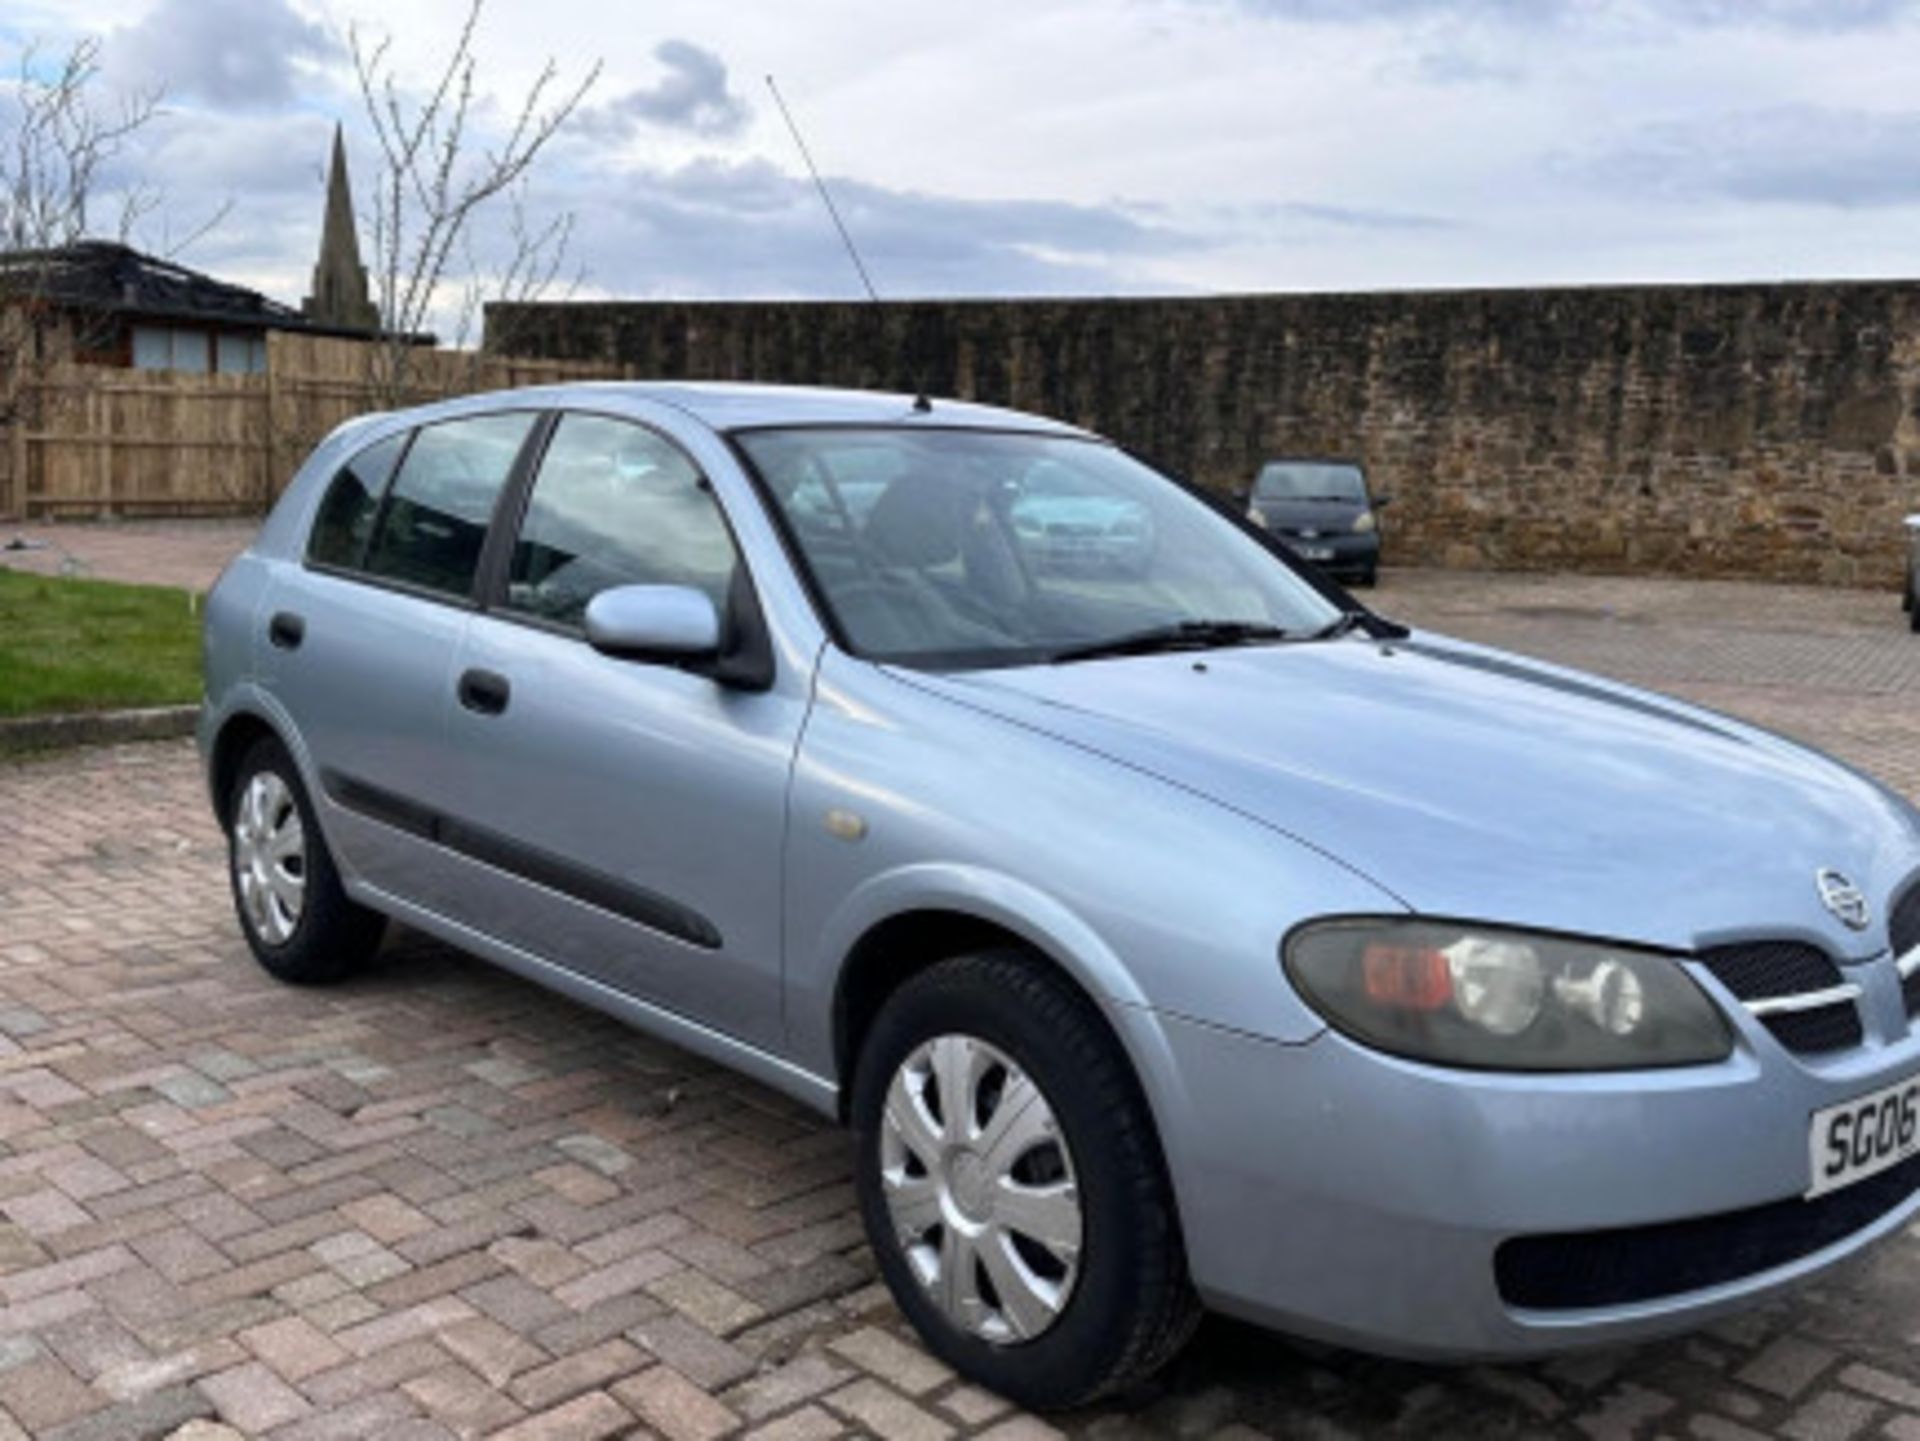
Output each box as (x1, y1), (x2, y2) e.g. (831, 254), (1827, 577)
(1283, 919), (1732, 1071)
(1352, 509), (1376, 533)
(1246, 507), (1267, 529)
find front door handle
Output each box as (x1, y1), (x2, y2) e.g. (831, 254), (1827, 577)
(457, 668), (511, 716)
(268, 611), (305, 650)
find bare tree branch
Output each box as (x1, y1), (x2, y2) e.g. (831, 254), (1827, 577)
(1, 39), (162, 254)
(351, 0), (600, 405)
(0, 36), (184, 442)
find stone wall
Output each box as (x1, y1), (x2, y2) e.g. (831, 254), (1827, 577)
(488, 283), (1920, 586)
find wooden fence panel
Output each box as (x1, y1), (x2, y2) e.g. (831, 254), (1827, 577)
(0, 336), (629, 520)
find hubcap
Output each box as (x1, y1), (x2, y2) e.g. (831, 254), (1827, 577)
(879, 1034), (1083, 1346)
(232, 772), (306, 946)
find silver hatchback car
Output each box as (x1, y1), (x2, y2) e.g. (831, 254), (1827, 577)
(202, 383), (1920, 1408)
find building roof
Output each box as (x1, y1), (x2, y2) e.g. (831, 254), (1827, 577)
(0, 240), (371, 337)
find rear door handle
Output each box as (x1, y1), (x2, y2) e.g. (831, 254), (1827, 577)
(458, 668), (511, 716)
(268, 611), (305, 650)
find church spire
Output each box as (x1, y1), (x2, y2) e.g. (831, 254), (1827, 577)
(302, 124), (379, 332)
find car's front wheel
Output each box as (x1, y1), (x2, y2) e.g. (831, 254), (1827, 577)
(850, 951), (1198, 1410)
(1909, 568), (1920, 632)
(227, 735), (384, 984)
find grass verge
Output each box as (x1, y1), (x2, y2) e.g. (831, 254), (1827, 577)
(0, 569), (201, 718)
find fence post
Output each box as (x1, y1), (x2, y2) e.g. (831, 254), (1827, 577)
(94, 385), (113, 519)
(264, 344), (282, 509)
(9, 410), (26, 521)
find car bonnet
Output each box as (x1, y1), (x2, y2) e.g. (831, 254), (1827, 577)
(894, 635), (1920, 961)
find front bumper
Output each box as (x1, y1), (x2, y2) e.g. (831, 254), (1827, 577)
(1125, 999), (1920, 1360)
(1271, 530), (1378, 578)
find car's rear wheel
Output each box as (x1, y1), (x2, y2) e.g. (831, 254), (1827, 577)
(850, 951), (1199, 1410)
(227, 736), (383, 984)
(1908, 569), (1920, 631)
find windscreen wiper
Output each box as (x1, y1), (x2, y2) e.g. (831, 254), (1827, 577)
(1306, 609), (1411, 643)
(1049, 620), (1293, 664)
(1306, 611), (1366, 642)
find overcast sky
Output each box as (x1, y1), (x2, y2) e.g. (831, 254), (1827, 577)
(6, 0), (1920, 324)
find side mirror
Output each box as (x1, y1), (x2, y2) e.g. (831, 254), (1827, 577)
(1372, 494), (1394, 510)
(1231, 486), (1251, 504)
(584, 584), (721, 662)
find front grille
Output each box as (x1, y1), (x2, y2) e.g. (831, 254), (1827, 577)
(1761, 1005), (1868, 1055)
(1891, 883), (1920, 1017)
(1699, 941), (1863, 1056)
(1495, 1153), (1920, 1310)
(1699, 941), (1840, 1002)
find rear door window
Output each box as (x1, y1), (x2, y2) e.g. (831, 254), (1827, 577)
(363, 412), (539, 598)
(308, 432), (409, 570)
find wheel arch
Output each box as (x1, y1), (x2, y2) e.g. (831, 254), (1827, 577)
(208, 709), (285, 824)
(823, 869), (1154, 1123)
(205, 692), (319, 826)
(834, 909), (1033, 1116)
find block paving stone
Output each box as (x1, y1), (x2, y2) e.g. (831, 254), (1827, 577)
(0, 552), (1919, 1435)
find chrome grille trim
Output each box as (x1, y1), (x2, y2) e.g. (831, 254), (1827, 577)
(1743, 984), (1864, 1018)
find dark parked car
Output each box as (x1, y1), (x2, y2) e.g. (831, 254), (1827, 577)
(1244, 458), (1386, 586)
(1905, 515), (1920, 633)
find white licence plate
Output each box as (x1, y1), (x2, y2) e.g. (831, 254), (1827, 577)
(1297, 546), (1334, 562)
(1807, 1072), (1920, 1198)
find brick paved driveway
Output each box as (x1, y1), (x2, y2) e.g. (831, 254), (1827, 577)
(6, 562), (1920, 1439)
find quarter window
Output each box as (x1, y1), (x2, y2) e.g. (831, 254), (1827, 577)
(505, 413), (739, 628)
(308, 433), (408, 570)
(363, 412), (538, 598)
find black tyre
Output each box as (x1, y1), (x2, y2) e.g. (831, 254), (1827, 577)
(850, 951), (1199, 1410)
(1355, 567), (1379, 589)
(226, 736), (384, 984)
(1908, 570), (1919, 631)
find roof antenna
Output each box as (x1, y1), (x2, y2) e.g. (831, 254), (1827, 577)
(765, 74), (931, 414)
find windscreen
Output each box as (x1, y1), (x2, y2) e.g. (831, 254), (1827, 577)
(738, 427), (1342, 668)
(1254, 461), (1367, 502)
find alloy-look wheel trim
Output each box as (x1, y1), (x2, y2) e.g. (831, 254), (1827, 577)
(879, 1033), (1084, 1346)
(233, 771), (306, 946)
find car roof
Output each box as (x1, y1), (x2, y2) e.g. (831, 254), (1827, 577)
(387, 381), (1097, 438)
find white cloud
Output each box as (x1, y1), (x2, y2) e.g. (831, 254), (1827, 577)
(579, 40), (750, 140)
(520, 156), (1202, 300)
(5, 0), (1918, 323)
(104, 0), (338, 109)
(1572, 106), (1920, 208)
(1215, 0), (1913, 28)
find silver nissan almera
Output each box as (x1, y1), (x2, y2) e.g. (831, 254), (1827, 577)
(201, 383), (1920, 1409)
